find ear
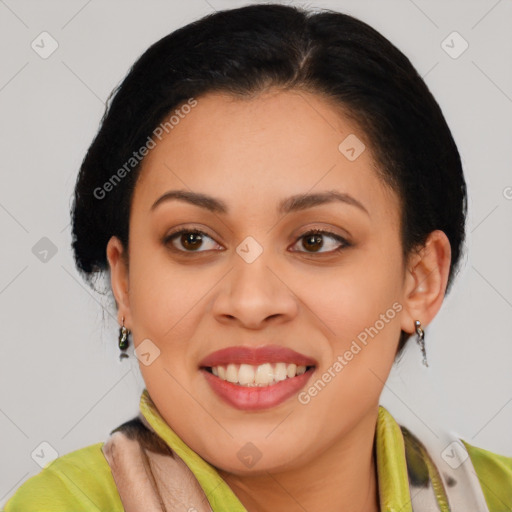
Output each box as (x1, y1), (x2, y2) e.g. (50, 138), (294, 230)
(106, 236), (132, 327)
(400, 230), (452, 335)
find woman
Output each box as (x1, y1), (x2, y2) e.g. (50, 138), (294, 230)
(5, 3), (511, 511)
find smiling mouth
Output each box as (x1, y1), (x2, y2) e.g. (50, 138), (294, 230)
(201, 362), (316, 387)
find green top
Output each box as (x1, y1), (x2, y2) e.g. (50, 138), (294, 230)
(4, 388), (512, 511)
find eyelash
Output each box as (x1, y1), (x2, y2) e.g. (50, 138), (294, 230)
(163, 227), (351, 255)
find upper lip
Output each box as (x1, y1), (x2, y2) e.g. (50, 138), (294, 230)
(199, 345), (317, 368)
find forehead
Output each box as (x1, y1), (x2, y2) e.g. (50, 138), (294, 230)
(133, 89), (399, 221)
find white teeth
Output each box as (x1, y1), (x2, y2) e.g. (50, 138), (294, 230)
(255, 363), (273, 385)
(286, 363), (297, 378)
(238, 364), (255, 386)
(226, 363), (239, 383)
(274, 362), (288, 382)
(208, 362), (310, 387)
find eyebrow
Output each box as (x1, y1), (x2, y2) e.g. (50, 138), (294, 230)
(150, 189), (369, 215)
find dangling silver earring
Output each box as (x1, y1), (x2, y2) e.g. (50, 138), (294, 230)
(118, 316), (130, 361)
(414, 320), (428, 367)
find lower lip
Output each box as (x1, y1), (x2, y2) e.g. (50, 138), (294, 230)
(200, 367), (315, 411)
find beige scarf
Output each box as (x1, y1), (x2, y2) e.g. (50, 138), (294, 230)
(102, 413), (213, 512)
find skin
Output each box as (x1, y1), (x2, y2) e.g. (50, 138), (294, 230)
(107, 88), (451, 512)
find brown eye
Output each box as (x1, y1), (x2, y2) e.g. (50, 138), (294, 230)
(164, 229), (221, 252)
(292, 229), (350, 254)
(179, 232), (204, 251)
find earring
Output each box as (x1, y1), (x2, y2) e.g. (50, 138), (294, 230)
(118, 316), (130, 361)
(414, 320), (428, 367)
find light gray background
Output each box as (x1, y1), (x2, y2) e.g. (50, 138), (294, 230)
(1, 0), (511, 506)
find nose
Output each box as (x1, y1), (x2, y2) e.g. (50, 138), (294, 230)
(211, 249), (299, 330)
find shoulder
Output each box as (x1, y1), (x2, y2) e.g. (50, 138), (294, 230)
(3, 441), (123, 512)
(462, 439), (512, 511)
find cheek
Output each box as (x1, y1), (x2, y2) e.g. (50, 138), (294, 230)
(295, 250), (405, 412)
(300, 252), (404, 340)
(126, 242), (201, 348)
(294, 261), (404, 427)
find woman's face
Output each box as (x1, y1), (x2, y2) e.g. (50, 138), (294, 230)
(108, 89), (415, 474)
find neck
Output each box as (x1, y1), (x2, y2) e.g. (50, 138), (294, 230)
(217, 408), (380, 512)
